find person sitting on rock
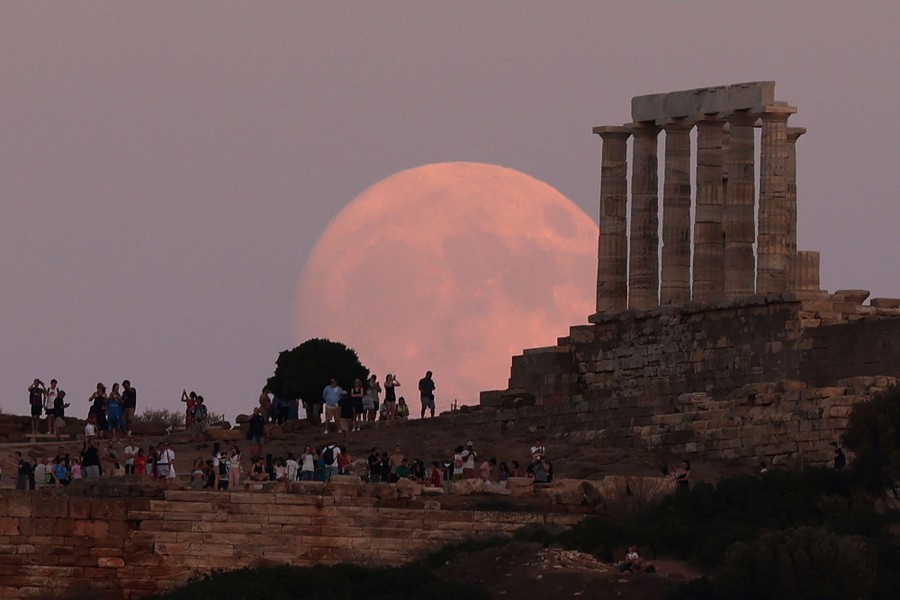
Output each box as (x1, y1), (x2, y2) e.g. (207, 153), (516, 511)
(395, 458), (412, 480)
(395, 396), (409, 421)
(409, 459), (427, 483)
(618, 545), (642, 572)
(532, 457), (553, 483)
(479, 457), (496, 485)
(247, 456), (268, 482)
(498, 462), (510, 488)
(429, 461), (442, 488)
(530, 439), (546, 461)
(674, 459), (691, 489)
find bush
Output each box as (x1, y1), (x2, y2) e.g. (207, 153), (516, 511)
(843, 386), (900, 492)
(714, 526), (876, 600)
(425, 536), (509, 569)
(550, 469), (870, 569)
(135, 408), (184, 428)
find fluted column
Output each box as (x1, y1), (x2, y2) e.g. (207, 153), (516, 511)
(724, 112), (757, 298)
(628, 124), (661, 309)
(757, 107), (795, 293)
(786, 126), (806, 288)
(792, 250), (820, 291)
(692, 118), (726, 301)
(660, 120), (693, 305)
(593, 126), (631, 313)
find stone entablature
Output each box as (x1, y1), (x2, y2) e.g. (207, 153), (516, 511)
(631, 81), (778, 124)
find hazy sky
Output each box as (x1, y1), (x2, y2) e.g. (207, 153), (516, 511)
(3, 2), (899, 420)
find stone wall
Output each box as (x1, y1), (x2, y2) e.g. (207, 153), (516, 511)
(480, 293), (900, 467)
(0, 480), (585, 599)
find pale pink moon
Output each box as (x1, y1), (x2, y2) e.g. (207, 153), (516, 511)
(295, 162), (598, 413)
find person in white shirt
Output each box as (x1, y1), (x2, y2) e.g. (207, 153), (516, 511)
(124, 438), (139, 475)
(300, 447), (316, 481)
(44, 380), (59, 435)
(33, 458), (49, 488)
(157, 442), (176, 482)
(84, 420), (97, 439)
(285, 452), (299, 482)
(461, 442), (477, 479)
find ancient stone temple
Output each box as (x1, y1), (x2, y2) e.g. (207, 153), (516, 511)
(481, 82), (900, 468)
(593, 81), (816, 310)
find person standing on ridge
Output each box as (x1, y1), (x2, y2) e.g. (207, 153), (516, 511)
(418, 370), (436, 419)
(322, 378), (344, 434)
(383, 374), (400, 420)
(28, 379), (45, 435)
(43, 379), (59, 435)
(121, 380), (137, 437)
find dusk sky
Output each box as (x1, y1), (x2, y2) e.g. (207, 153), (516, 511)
(3, 2), (899, 420)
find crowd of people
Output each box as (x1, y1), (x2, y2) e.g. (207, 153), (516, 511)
(27, 378), (137, 441)
(256, 371), (437, 434)
(9, 436), (179, 490)
(6, 433), (555, 493)
(182, 436), (555, 492)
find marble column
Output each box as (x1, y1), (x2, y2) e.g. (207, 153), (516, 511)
(660, 120), (693, 305)
(792, 250), (820, 291)
(628, 123), (662, 309)
(724, 112), (757, 298)
(757, 108), (795, 293)
(692, 118), (726, 302)
(786, 126), (806, 288)
(593, 126), (631, 313)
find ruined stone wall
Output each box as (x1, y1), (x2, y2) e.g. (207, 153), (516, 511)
(481, 293), (900, 467)
(0, 481), (581, 599)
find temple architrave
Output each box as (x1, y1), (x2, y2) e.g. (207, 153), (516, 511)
(479, 82), (900, 469)
(593, 81), (817, 312)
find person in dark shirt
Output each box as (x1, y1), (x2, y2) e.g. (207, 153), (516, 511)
(367, 447), (381, 483)
(82, 439), (101, 478)
(15, 452), (31, 490)
(28, 380), (45, 434)
(121, 380), (137, 436)
(395, 458), (412, 480)
(247, 408), (266, 457)
(417, 371), (436, 419)
(833, 442), (846, 470)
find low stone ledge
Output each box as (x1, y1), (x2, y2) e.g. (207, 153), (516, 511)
(871, 297), (900, 309)
(833, 289), (870, 304)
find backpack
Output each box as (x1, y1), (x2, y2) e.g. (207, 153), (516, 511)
(323, 446), (335, 466)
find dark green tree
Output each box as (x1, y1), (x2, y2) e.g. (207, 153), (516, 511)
(266, 338), (369, 406)
(843, 386), (900, 492)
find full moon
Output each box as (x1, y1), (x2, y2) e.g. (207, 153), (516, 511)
(296, 162), (598, 413)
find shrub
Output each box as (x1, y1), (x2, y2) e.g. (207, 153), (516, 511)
(843, 386), (900, 492)
(425, 536), (510, 569)
(714, 526), (876, 600)
(135, 408), (184, 428)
